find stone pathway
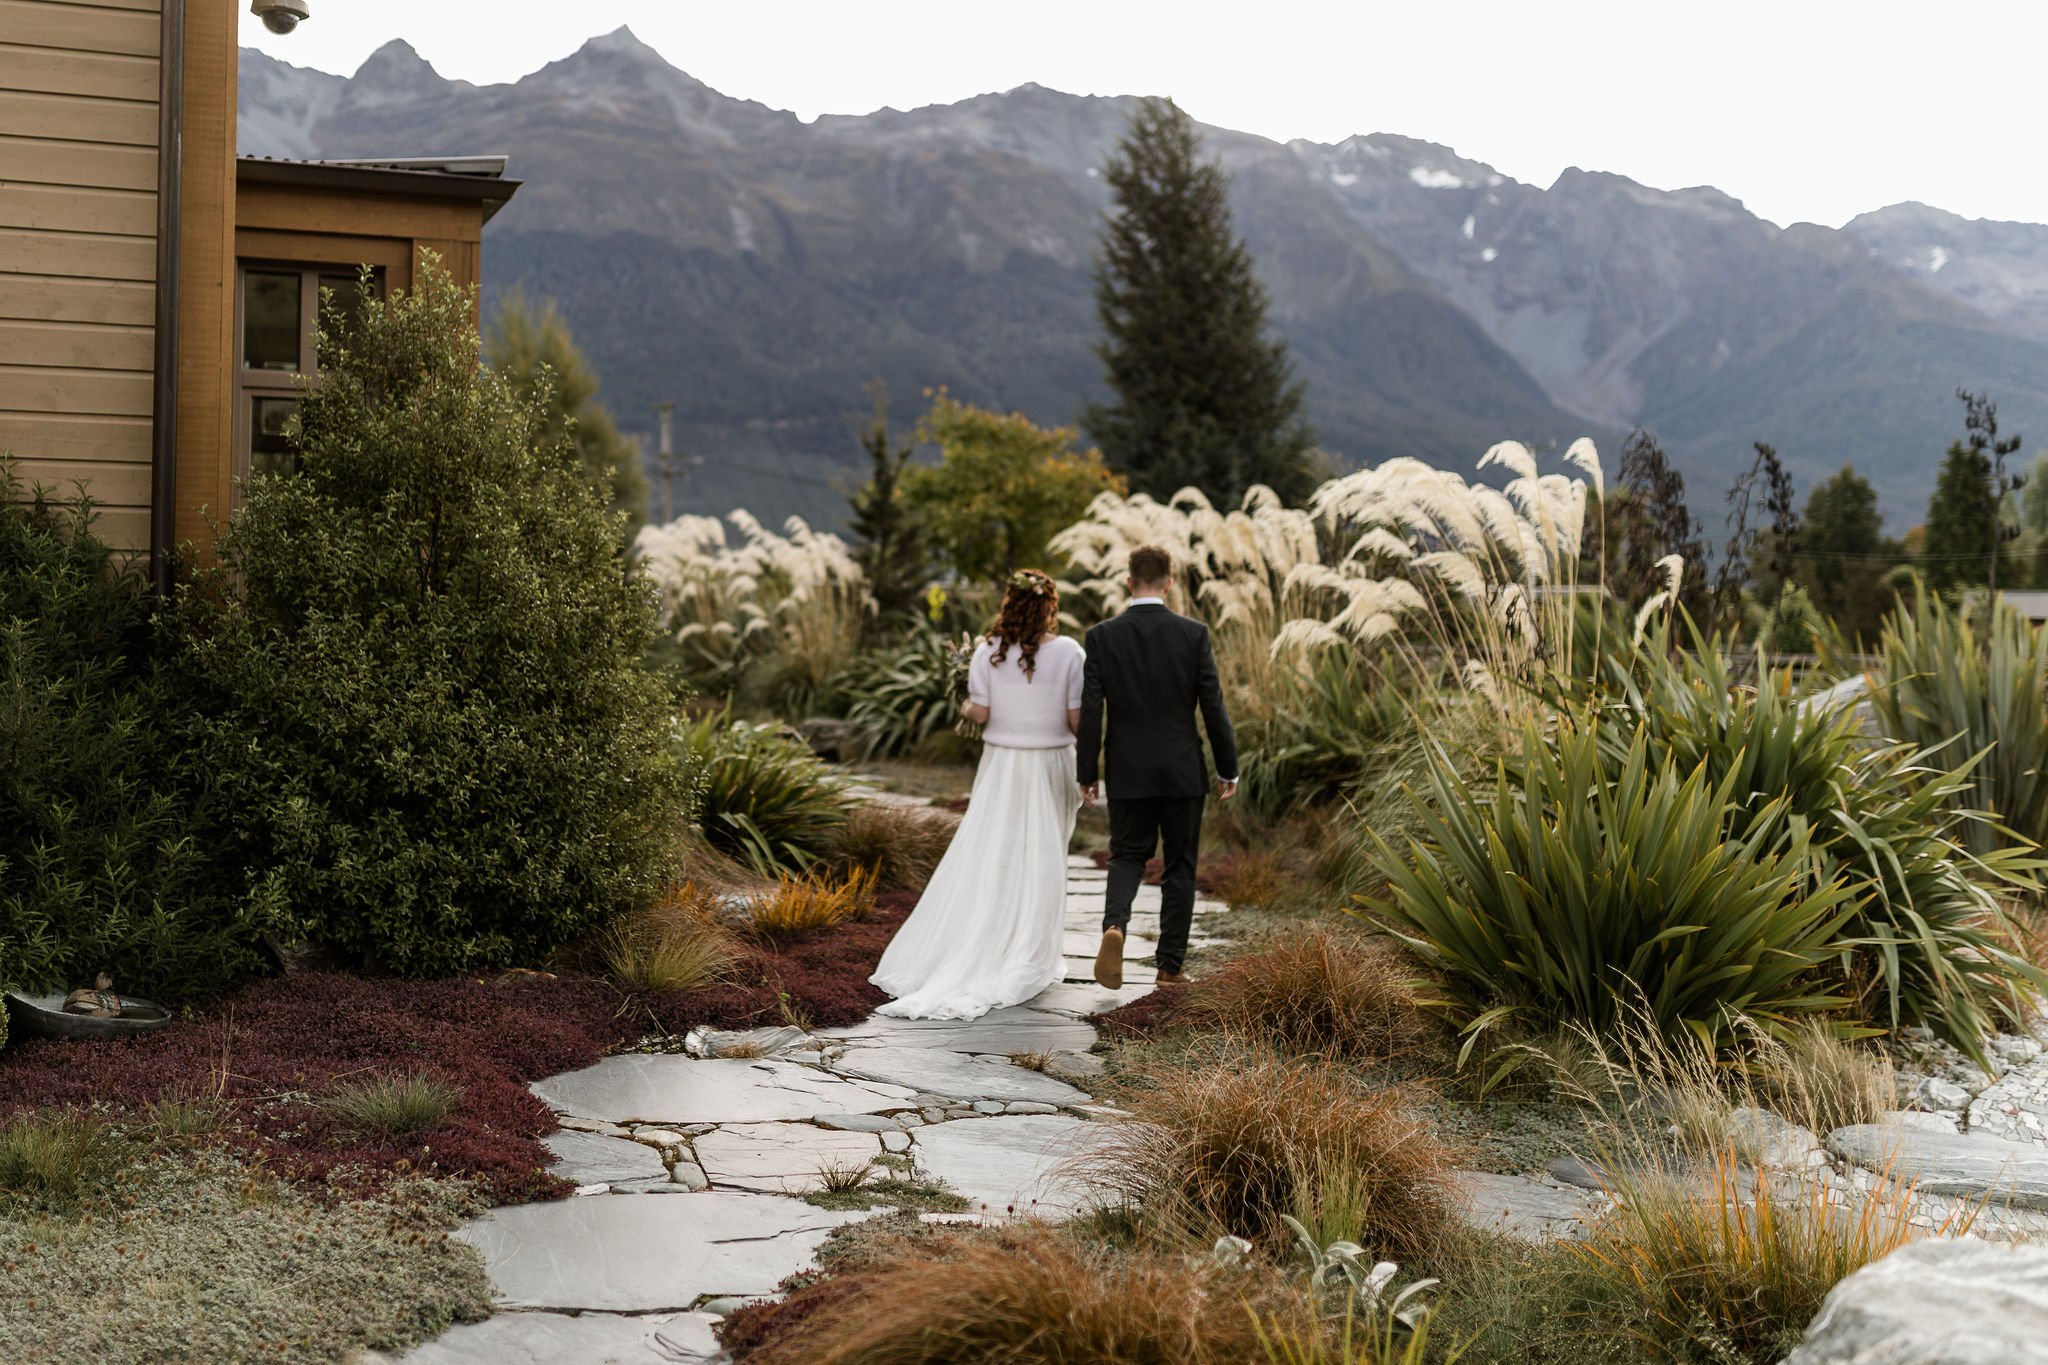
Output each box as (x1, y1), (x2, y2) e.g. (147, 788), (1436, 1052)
(367, 857), (1229, 1363)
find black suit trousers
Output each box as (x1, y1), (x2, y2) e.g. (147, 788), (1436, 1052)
(1104, 794), (1205, 974)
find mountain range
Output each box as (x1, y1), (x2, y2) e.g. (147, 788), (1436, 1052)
(237, 29), (2048, 534)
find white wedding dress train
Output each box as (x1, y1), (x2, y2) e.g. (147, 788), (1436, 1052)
(870, 634), (1086, 1021)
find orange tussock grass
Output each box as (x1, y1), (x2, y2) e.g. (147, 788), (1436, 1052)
(737, 1224), (1299, 1365)
(749, 866), (878, 935)
(595, 880), (740, 994)
(1188, 928), (1428, 1064)
(1085, 1050), (1461, 1259)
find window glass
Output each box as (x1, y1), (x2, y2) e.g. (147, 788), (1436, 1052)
(250, 396), (301, 477)
(243, 271), (302, 372)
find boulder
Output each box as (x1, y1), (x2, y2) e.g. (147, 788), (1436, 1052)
(794, 718), (861, 762)
(1827, 1121), (2048, 1209)
(1779, 1238), (2048, 1364)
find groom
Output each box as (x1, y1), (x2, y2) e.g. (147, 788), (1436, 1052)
(1076, 545), (1237, 990)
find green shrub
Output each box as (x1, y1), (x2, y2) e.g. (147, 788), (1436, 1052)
(0, 468), (280, 999)
(839, 628), (962, 759)
(1370, 716), (1857, 1052)
(1238, 651), (1416, 820)
(175, 260), (692, 975)
(1589, 634), (2043, 1066)
(682, 712), (853, 875)
(1869, 589), (2048, 855)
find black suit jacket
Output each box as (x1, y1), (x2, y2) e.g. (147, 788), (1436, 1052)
(1077, 604), (1238, 799)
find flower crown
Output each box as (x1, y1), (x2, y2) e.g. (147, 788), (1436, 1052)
(1007, 570), (1055, 598)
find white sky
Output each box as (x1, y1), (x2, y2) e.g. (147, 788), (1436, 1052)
(241, 0), (2048, 230)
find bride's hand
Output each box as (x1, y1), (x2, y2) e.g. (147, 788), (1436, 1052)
(1078, 782), (1100, 805)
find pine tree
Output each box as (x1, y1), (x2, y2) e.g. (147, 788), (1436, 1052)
(485, 289), (649, 533)
(845, 384), (927, 624)
(1797, 464), (1897, 642)
(1922, 437), (1997, 595)
(1084, 97), (1316, 507)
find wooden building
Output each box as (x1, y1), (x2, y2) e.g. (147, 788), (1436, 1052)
(1, 0), (518, 585)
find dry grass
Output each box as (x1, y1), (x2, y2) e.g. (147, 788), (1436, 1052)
(1569, 1145), (1954, 1361)
(0, 1109), (111, 1200)
(599, 881), (742, 993)
(1208, 848), (1295, 910)
(1090, 1050), (1461, 1258)
(1008, 1048), (1057, 1073)
(1189, 928), (1428, 1065)
(827, 802), (956, 892)
(817, 1157), (877, 1193)
(749, 867), (879, 935)
(1755, 1021), (1896, 1136)
(747, 1224), (1299, 1365)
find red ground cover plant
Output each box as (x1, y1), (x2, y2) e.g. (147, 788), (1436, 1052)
(0, 892), (919, 1205)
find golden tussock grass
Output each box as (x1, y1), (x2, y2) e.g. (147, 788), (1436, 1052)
(1087, 1050), (1461, 1260)
(749, 867), (879, 935)
(747, 1225), (1300, 1365)
(827, 802), (957, 893)
(1188, 928), (1428, 1065)
(598, 880), (742, 994)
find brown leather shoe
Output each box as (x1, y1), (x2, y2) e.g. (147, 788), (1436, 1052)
(1155, 970), (1191, 986)
(1093, 928), (1125, 990)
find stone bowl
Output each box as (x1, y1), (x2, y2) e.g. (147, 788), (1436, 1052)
(5, 990), (172, 1041)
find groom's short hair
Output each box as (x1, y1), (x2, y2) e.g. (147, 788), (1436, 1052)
(1128, 545), (1173, 589)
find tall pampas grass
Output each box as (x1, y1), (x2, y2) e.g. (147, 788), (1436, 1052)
(1049, 439), (1607, 730)
(635, 510), (872, 707)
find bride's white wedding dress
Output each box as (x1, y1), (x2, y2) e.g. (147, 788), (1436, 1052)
(869, 634), (1085, 1020)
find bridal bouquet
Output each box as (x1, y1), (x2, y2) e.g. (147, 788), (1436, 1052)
(944, 632), (984, 741)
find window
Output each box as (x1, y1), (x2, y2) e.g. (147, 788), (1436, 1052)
(234, 265), (381, 484)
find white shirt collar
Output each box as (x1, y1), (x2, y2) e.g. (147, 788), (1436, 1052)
(1129, 596), (1166, 607)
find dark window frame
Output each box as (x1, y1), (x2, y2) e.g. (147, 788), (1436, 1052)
(232, 262), (384, 492)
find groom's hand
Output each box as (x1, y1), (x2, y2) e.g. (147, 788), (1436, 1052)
(1079, 782), (1100, 806)
(1217, 778), (1238, 801)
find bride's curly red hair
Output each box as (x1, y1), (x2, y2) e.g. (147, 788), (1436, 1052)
(989, 570), (1059, 678)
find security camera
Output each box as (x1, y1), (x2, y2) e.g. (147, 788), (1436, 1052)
(251, 0), (309, 34)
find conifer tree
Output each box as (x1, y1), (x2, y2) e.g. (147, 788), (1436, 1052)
(1084, 97), (1316, 507)
(1922, 437), (1997, 595)
(846, 384), (926, 624)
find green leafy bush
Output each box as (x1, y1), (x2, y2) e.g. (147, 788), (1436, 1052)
(0, 468), (279, 999)
(1593, 639), (2042, 1065)
(1370, 717), (1857, 1051)
(683, 713), (854, 875)
(839, 628), (961, 759)
(176, 260), (691, 975)
(1869, 589), (2048, 855)
(1237, 652), (1415, 820)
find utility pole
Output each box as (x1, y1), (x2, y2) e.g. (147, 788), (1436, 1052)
(651, 401), (681, 524)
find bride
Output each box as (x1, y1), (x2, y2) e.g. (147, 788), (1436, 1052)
(870, 569), (1084, 1020)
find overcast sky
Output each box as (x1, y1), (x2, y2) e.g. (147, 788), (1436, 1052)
(241, 0), (2046, 230)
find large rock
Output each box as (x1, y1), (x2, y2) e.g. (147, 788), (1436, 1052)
(1452, 1170), (1600, 1242)
(694, 1122), (882, 1194)
(540, 1131), (669, 1187)
(1024, 981), (1158, 1017)
(369, 1310), (722, 1363)
(1779, 1238), (2048, 1364)
(453, 1191), (863, 1311)
(1828, 1121), (2048, 1209)
(531, 1056), (914, 1125)
(817, 1006), (1097, 1056)
(831, 1048), (1087, 1105)
(908, 1113), (1118, 1219)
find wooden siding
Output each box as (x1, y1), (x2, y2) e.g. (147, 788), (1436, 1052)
(173, 0), (235, 553)
(0, 0), (161, 552)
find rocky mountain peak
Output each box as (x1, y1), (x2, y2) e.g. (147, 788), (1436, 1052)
(350, 39), (454, 97)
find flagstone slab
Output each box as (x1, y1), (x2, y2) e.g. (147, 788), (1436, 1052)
(831, 1047), (1087, 1104)
(1025, 981), (1157, 1016)
(695, 1123), (883, 1194)
(1062, 957), (1157, 985)
(1061, 930), (1153, 960)
(531, 1056), (915, 1126)
(541, 1131), (671, 1187)
(909, 1113), (1118, 1219)
(373, 1310), (722, 1363)
(817, 1007), (1096, 1056)
(454, 1191), (864, 1311)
